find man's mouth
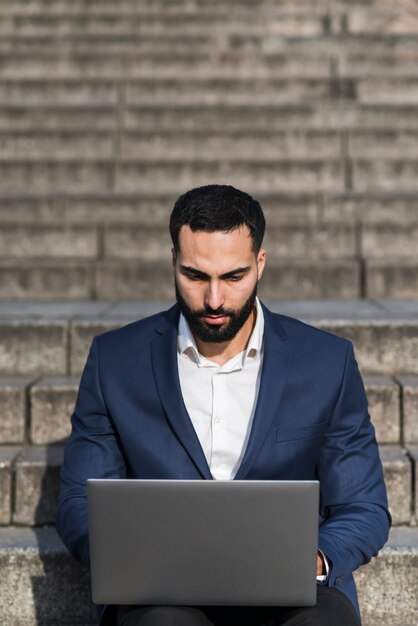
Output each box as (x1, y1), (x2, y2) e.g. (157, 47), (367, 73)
(201, 315), (229, 326)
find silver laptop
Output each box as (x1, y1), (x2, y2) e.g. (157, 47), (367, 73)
(87, 479), (319, 606)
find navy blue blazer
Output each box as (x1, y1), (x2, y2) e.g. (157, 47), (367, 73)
(56, 303), (390, 624)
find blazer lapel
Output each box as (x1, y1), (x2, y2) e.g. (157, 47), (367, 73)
(235, 306), (291, 479)
(150, 306), (212, 479)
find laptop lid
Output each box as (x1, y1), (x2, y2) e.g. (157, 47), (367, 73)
(87, 479), (319, 606)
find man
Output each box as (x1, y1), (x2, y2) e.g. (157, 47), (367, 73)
(57, 184), (390, 626)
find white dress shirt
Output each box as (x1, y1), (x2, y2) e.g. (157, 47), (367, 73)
(177, 297), (264, 480)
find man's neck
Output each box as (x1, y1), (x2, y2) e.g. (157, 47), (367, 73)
(194, 306), (257, 366)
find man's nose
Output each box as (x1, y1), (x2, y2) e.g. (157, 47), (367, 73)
(205, 282), (225, 311)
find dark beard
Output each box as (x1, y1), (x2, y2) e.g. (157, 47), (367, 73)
(175, 281), (258, 343)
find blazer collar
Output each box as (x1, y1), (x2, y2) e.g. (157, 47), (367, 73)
(234, 303), (291, 479)
(150, 304), (213, 479)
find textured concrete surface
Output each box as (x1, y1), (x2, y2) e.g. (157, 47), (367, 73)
(0, 447), (20, 525)
(0, 378), (30, 443)
(13, 446), (64, 525)
(407, 446), (418, 523)
(0, 320), (68, 376)
(0, 527), (96, 625)
(397, 377), (418, 444)
(30, 377), (79, 444)
(355, 527), (418, 625)
(380, 446), (413, 526)
(364, 377), (401, 444)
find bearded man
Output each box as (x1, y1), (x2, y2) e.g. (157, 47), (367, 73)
(57, 184), (390, 626)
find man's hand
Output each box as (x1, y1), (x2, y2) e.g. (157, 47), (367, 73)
(317, 551), (326, 576)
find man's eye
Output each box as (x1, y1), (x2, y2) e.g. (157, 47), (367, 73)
(186, 274), (204, 281)
(227, 275), (244, 282)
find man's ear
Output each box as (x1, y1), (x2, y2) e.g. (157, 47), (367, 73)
(256, 248), (266, 280)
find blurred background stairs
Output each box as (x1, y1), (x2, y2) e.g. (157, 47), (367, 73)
(0, 1), (417, 624)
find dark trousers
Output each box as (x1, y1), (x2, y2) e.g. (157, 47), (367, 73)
(116, 587), (361, 626)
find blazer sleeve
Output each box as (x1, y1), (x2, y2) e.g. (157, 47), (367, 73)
(56, 337), (127, 565)
(317, 341), (391, 587)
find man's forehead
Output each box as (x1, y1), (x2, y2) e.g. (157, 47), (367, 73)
(177, 224), (253, 249)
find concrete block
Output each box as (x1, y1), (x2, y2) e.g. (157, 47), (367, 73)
(30, 378), (79, 444)
(119, 130), (340, 160)
(348, 9), (418, 35)
(356, 80), (418, 105)
(407, 446), (418, 522)
(0, 260), (95, 300)
(352, 158), (418, 191)
(366, 259), (418, 299)
(397, 377), (418, 444)
(0, 527), (95, 625)
(95, 259), (174, 301)
(263, 222), (356, 260)
(65, 192), (174, 226)
(13, 445), (64, 525)
(123, 105), (313, 133)
(115, 159), (344, 194)
(379, 445), (412, 526)
(0, 378), (31, 444)
(0, 105), (117, 131)
(0, 130), (114, 159)
(355, 527), (418, 625)
(104, 225), (172, 260)
(0, 447), (20, 525)
(315, 321), (418, 377)
(259, 193), (321, 224)
(362, 223), (418, 258)
(322, 192), (418, 224)
(0, 78), (119, 106)
(70, 320), (124, 376)
(0, 320), (68, 376)
(125, 78), (332, 106)
(364, 377), (401, 444)
(349, 130), (418, 158)
(0, 160), (111, 192)
(259, 260), (361, 300)
(0, 225), (98, 259)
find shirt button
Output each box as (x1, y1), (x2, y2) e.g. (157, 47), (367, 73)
(214, 416), (220, 423)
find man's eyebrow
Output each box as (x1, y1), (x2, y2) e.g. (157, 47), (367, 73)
(179, 265), (251, 279)
(179, 266), (210, 279)
(219, 266), (251, 279)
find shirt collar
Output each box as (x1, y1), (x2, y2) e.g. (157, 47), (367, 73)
(177, 297), (264, 368)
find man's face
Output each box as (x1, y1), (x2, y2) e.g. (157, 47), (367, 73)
(173, 225), (265, 344)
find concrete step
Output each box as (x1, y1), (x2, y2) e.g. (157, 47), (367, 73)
(365, 259), (418, 299)
(0, 220), (359, 260)
(0, 374), (409, 447)
(0, 527), (95, 625)
(123, 103), (418, 133)
(1, 300), (418, 378)
(0, 190), (416, 227)
(2, 127), (418, 162)
(0, 257), (361, 301)
(0, 525), (416, 625)
(0, 443), (414, 527)
(0, 13), (327, 38)
(0, 157), (347, 194)
(3, 103), (418, 133)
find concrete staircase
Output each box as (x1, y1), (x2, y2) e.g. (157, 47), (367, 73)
(0, 300), (418, 625)
(0, 1), (418, 624)
(0, 0), (418, 300)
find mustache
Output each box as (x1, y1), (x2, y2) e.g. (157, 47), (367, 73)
(196, 306), (234, 317)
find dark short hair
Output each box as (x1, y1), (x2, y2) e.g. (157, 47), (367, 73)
(169, 184), (266, 253)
